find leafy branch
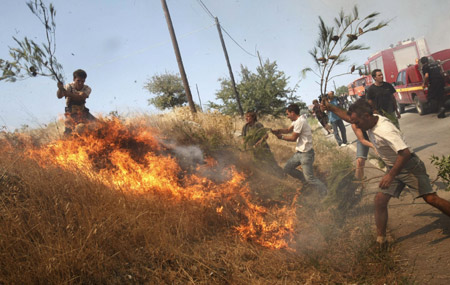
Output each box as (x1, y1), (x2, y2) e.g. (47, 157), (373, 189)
(0, 0), (64, 83)
(431, 155), (450, 191)
(302, 5), (389, 95)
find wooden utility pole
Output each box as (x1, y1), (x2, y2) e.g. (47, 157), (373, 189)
(195, 84), (203, 112)
(161, 0), (196, 114)
(215, 17), (243, 117)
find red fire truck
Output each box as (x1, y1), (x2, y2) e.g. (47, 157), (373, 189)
(394, 49), (450, 115)
(347, 38), (430, 100)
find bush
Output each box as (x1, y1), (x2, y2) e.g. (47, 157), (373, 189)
(431, 154), (450, 191)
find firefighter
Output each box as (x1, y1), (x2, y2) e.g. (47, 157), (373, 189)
(57, 69), (95, 135)
(421, 56), (446, 118)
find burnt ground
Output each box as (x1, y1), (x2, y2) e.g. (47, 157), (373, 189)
(335, 132), (450, 284)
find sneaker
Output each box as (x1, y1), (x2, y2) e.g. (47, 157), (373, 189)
(339, 143), (347, 147)
(437, 107), (446, 118)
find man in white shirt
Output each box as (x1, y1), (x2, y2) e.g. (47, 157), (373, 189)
(271, 104), (328, 195)
(347, 99), (450, 245)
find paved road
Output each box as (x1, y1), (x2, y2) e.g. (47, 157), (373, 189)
(333, 107), (450, 284)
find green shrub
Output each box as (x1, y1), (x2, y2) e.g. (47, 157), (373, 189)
(431, 154), (450, 191)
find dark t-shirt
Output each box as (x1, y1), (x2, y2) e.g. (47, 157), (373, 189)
(312, 104), (326, 120)
(422, 62), (444, 85)
(423, 62), (445, 99)
(366, 82), (397, 114)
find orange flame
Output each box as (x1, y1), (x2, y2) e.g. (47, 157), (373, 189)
(24, 118), (298, 249)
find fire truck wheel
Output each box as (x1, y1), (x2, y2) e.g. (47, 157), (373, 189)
(396, 101), (405, 114)
(414, 96), (428, 115)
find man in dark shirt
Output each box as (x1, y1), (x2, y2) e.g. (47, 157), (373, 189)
(421, 56), (446, 118)
(366, 69), (401, 128)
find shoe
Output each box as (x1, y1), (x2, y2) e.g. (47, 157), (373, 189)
(354, 185), (364, 196)
(376, 236), (388, 251)
(339, 143), (347, 147)
(437, 108), (446, 118)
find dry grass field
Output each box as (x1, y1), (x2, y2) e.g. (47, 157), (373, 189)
(0, 108), (408, 284)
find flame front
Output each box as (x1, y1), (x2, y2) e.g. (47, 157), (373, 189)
(25, 118), (298, 249)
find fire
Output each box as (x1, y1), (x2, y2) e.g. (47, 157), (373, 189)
(24, 118), (298, 249)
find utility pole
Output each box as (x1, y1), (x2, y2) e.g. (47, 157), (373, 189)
(215, 17), (243, 117)
(195, 84), (203, 112)
(161, 0), (196, 114)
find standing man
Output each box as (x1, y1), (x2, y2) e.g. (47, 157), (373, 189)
(321, 98), (375, 195)
(366, 69), (401, 128)
(312, 99), (332, 135)
(57, 69), (93, 135)
(271, 104), (328, 195)
(421, 56), (446, 118)
(327, 91), (348, 147)
(347, 99), (450, 245)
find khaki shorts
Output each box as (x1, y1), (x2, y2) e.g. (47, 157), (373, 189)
(381, 154), (435, 198)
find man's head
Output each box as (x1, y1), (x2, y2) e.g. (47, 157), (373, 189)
(73, 69), (87, 90)
(347, 99), (376, 131)
(420, 56), (429, 65)
(327, 90), (335, 100)
(312, 99), (319, 105)
(371, 69), (384, 84)
(245, 111), (257, 124)
(286, 104), (300, 121)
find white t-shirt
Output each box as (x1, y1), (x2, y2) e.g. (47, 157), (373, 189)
(368, 115), (409, 166)
(291, 116), (313, 152)
(64, 82), (91, 106)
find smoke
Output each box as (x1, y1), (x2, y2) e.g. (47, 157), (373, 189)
(171, 145), (204, 170)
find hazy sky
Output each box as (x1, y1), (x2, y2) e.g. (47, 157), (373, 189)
(1, 0), (449, 129)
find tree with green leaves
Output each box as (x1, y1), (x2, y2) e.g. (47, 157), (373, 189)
(303, 5), (388, 96)
(335, 85), (348, 96)
(0, 0), (65, 83)
(209, 59), (301, 116)
(144, 72), (188, 110)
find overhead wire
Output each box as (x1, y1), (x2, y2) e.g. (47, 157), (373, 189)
(196, 0), (257, 57)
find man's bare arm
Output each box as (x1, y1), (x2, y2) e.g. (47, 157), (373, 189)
(423, 72), (430, 87)
(351, 124), (374, 149)
(271, 125), (294, 135)
(276, 131), (299, 142)
(321, 99), (351, 122)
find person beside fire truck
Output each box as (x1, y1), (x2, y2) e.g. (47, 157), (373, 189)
(420, 56), (446, 118)
(57, 69), (94, 135)
(366, 69), (401, 129)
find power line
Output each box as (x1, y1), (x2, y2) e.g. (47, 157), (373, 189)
(196, 0), (256, 57)
(196, 0), (214, 20)
(220, 26), (256, 57)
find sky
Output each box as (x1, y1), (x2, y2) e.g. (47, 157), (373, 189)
(1, 0), (449, 130)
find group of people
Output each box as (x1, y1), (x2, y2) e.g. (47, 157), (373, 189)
(60, 67), (449, 247)
(312, 91), (348, 146)
(241, 67), (449, 247)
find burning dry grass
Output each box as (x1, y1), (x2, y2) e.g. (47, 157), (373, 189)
(0, 110), (405, 283)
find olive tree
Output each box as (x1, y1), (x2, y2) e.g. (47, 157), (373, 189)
(144, 72), (188, 110)
(0, 0), (65, 83)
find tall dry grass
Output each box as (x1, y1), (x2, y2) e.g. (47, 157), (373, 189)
(0, 109), (407, 284)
